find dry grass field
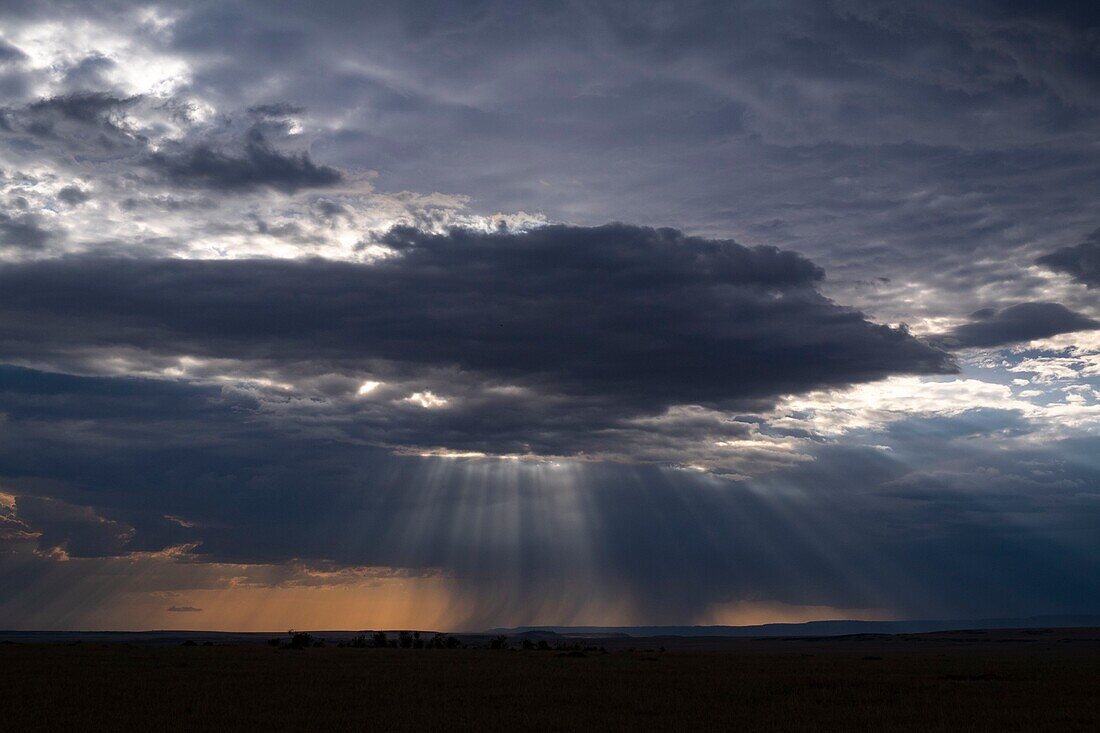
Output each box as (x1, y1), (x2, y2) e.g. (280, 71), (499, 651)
(3, 629), (1100, 731)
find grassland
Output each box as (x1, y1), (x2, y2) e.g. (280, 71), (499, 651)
(3, 628), (1099, 731)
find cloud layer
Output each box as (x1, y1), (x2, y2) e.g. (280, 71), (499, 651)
(1, 363), (1098, 628)
(0, 0), (1098, 629)
(0, 224), (952, 461)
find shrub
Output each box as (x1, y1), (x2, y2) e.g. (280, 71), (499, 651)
(288, 631), (315, 649)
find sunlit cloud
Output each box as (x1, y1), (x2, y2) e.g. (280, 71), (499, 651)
(357, 380), (382, 395)
(403, 391), (449, 409)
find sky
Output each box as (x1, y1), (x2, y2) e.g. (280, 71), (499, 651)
(1, 0), (1099, 631)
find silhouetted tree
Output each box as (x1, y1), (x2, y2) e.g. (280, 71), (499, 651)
(488, 635), (509, 650)
(287, 630), (315, 649)
(371, 631), (388, 648)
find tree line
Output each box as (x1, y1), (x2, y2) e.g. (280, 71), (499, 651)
(266, 630), (607, 653)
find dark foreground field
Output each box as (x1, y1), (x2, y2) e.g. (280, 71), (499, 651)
(4, 628), (1100, 731)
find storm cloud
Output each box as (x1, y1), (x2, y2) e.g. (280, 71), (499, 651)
(936, 302), (1099, 348)
(0, 92), (141, 149)
(1037, 229), (1100, 287)
(146, 126), (342, 193)
(0, 225), (952, 454)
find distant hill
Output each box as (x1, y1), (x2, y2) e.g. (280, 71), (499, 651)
(4, 614), (1100, 644)
(484, 614), (1100, 638)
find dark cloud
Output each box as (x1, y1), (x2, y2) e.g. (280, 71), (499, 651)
(1037, 229), (1100, 287)
(312, 198), (348, 220)
(13, 495), (133, 558)
(0, 212), (50, 251)
(0, 91), (145, 163)
(1, 93), (342, 203)
(1, 364), (1098, 624)
(117, 194), (217, 212)
(146, 126), (342, 193)
(61, 54), (115, 91)
(0, 364), (257, 425)
(16, 91), (138, 132)
(0, 224), (951, 416)
(167, 606), (202, 612)
(0, 39), (26, 63)
(935, 302), (1099, 348)
(56, 185), (90, 206)
(248, 102), (305, 118)
(0, 224), (954, 463)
